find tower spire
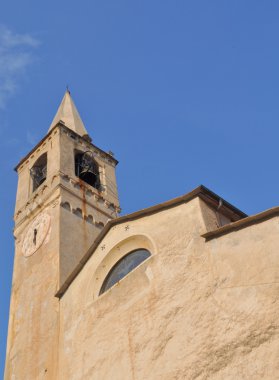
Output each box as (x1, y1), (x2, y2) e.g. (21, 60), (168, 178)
(49, 90), (89, 137)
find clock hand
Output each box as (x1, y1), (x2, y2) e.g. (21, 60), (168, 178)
(33, 229), (38, 245)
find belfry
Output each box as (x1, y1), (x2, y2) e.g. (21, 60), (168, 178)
(5, 92), (279, 379)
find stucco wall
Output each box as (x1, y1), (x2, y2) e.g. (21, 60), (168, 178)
(58, 198), (279, 380)
(5, 195), (61, 380)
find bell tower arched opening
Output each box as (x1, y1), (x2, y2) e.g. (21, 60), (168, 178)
(30, 152), (47, 192)
(75, 150), (101, 189)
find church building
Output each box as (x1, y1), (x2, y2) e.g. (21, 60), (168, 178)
(5, 91), (279, 379)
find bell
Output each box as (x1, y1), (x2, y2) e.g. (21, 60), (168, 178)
(76, 151), (100, 189)
(30, 165), (47, 189)
(79, 168), (97, 186)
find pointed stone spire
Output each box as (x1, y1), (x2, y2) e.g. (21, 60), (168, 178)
(49, 90), (89, 137)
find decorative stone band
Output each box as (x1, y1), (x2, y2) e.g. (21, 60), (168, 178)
(60, 201), (107, 228)
(59, 171), (120, 212)
(61, 126), (117, 166)
(14, 171), (121, 223)
(14, 123), (118, 173)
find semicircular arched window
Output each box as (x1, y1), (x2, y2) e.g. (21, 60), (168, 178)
(99, 249), (151, 295)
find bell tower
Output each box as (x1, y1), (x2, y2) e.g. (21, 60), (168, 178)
(4, 91), (120, 379)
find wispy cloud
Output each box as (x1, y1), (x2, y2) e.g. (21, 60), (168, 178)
(0, 25), (39, 109)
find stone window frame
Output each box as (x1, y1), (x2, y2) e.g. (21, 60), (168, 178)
(90, 234), (156, 301)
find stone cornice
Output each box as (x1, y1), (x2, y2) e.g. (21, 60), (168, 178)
(14, 171), (120, 229)
(15, 123), (118, 172)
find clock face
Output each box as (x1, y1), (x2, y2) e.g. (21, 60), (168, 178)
(22, 212), (51, 257)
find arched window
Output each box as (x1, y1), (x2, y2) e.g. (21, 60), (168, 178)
(61, 201), (71, 211)
(85, 215), (93, 224)
(75, 150), (101, 190)
(30, 153), (47, 192)
(73, 208), (83, 218)
(99, 249), (151, 295)
(96, 221), (104, 229)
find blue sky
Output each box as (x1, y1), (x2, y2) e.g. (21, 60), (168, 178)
(1, 0), (279, 375)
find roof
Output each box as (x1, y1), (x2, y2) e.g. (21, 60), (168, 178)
(55, 185), (247, 298)
(49, 90), (88, 137)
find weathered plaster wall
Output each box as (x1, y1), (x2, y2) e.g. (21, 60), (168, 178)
(59, 198), (279, 380)
(59, 186), (113, 287)
(5, 194), (61, 380)
(201, 215), (279, 379)
(58, 198), (205, 379)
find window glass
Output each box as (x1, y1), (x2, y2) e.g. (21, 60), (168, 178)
(99, 249), (151, 295)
